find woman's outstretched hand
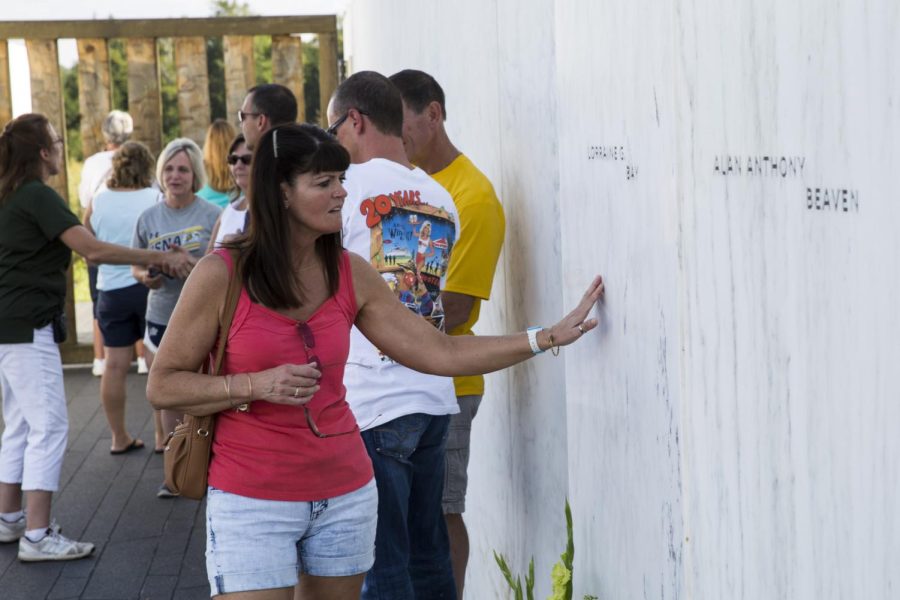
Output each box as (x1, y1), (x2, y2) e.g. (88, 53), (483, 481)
(544, 275), (605, 349)
(161, 246), (197, 279)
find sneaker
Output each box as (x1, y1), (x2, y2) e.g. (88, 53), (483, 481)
(91, 358), (105, 377)
(18, 530), (93, 562)
(0, 516), (24, 543)
(156, 483), (178, 498)
(137, 356), (149, 375)
(0, 516), (61, 543)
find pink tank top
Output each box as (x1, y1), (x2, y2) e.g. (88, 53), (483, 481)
(207, 249), (373, 501)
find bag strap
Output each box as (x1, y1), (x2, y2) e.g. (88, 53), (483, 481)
(207, 251), (243, 376)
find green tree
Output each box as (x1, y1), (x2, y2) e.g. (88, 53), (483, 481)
(207, 37), (226, 121)
(158, 38), (181, 145)
(212, 0), (249, 17)
(303, 39), (320, 123)
(254, 35), (273, 87)
(207, 1), (247, 121)
(61, 65), (82, 161)
(109, 39), (128, 111)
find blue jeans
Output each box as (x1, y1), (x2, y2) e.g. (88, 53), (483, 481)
(361, 413), (457, 600)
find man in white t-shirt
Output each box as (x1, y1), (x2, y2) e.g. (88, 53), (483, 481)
(78, 110), (133, 210)
(328, 71), (460, 600)
(78, 110), (136, 376)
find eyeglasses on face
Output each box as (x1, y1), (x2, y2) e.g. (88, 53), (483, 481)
(326, 109), (369, 137)
(295, 321), (358, 438)
(227, 153), (252, 166)
(237, 110), (262, 124)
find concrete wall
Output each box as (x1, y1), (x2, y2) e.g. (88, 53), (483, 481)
(343, 2), (899, 598)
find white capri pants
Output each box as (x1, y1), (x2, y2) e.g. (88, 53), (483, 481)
(0, 325), (68, 491)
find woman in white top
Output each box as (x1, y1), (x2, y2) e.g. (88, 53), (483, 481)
(87, 142), (160, 454)
(207, 134), (251, 251)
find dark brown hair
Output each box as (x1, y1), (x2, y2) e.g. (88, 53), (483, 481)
(0, 113), (54, 202)
(228, 133), (247, 156)
(331, 71), (404, 137)
(389, 69), (448, 120)
(108, 141), (155, 189)
(247, 84), (298, 126)
(224, 123), (350, 309)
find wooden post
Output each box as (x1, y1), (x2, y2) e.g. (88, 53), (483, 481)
(76, 39), (112, 157)
(26, 39), (68, 199)
(0, 40), (12, 126)
(126, 38), (162, 156)
(174, 37), (210, 145)
(223, 35), (255, 124)
(272, 35), (306, 123)
(317, 31), (338, 126)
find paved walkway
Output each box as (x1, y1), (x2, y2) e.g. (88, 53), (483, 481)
(0, 368), (209, 600)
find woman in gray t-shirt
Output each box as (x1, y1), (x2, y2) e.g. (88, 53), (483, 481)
(132, 138), (221, 475)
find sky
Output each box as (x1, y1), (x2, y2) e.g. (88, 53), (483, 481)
(6, 0), (346, 114)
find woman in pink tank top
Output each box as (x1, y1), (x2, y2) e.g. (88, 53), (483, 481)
(147, 123), (604, 599)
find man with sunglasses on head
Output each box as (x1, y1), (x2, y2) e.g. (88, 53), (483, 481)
(389, 69), (505, 600)
(238, 83), (298, 151)
(327, 71), (461, 600)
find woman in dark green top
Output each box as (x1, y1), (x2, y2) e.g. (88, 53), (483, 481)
(0, 113), (195, 562)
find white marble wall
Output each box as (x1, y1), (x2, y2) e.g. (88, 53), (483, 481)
(555, 1), (685, 597)
(343, 1), (899, 598)
(674, 2), (900, 598)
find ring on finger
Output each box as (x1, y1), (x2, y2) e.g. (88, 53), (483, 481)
(578, 323), (585, 334)
(293, 386), (300, 397)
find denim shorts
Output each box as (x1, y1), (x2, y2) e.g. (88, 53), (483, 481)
(205, 478), (377, 595)
(97, 284), (148, 347)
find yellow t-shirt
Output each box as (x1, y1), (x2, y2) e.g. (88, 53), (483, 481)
(434, 154), (505, 396)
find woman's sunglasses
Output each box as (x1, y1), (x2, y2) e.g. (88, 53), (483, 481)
(296, 322), (358, 439)
(227, 154), (252, 166)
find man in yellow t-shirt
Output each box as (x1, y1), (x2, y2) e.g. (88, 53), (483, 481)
(390, 69), (505, 600)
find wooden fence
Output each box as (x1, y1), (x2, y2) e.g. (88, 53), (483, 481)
(0, 16), (340, 363)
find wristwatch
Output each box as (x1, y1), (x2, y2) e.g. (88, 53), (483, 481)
(526, 326), (544, 354)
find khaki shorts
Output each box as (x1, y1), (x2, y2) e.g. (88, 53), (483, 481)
(441, 394), (482, 514)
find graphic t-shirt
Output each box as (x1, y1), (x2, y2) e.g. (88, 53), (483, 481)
(342, 158), (461, 429)
(432, 154), (505, 397)
(132, 197), (221, 324)
(91, 187), (159, 291)
(0, 180), (81, 342)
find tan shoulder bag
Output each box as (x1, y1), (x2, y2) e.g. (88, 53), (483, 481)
(163, 255), (243, 500)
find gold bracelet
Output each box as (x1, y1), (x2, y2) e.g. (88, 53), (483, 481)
(549, 333), (560, 357)
(223, 374), (231, 402)
(233, 373), (251, 412)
